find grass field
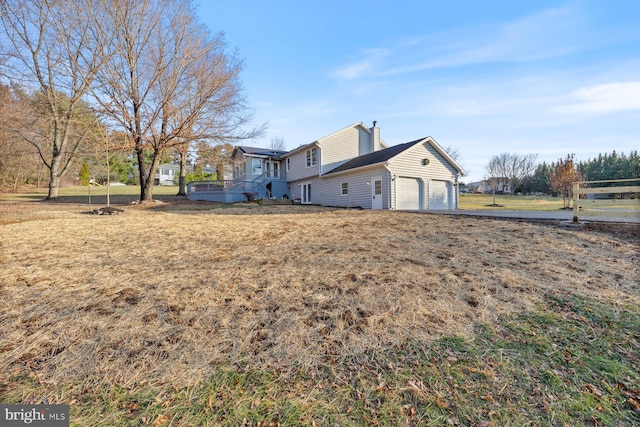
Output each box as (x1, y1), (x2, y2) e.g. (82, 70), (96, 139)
(460, 193), (567, 211)
(1, 193), (639, 426)
(460, 193), (640, 215)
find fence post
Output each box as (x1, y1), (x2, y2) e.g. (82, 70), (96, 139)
(572, 182), (580, 222)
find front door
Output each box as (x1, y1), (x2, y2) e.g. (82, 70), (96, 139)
(301, 182), (311, 204)
(371, 177), (382, 209)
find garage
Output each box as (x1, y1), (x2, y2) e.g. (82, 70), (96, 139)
(429, 180), (451, 209)
(396, 177), (422, 210)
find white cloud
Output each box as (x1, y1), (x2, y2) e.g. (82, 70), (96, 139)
(331, 48), (389, 80)
(553, 81), (640, 114)
(378, 7), (587, 76)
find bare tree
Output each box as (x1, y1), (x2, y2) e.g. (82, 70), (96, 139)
(0, 83), (40, 190)
(92, 0), (263, 202)
(194, 140), (234, 181)
(0, 0), (107, 199)
(443, 145), (462, 162)
(485, 156), (502, 206)
(270, 136), (286, 151)
(485, 152), (538, 195)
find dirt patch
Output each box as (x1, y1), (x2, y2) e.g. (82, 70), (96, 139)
(1, 201), (638, 389)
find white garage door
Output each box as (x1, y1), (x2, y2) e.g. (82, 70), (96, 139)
(429, 180), (450, 210)
(396, 177), (421, 210)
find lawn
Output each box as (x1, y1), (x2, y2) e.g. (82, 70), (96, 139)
(459, 194), (567, 211)
(1, 198), (638, 426)
(0, 184), (181, 204)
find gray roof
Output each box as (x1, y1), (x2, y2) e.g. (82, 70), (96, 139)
(323, 138), (424, 175)
(236, 146), (288, 157)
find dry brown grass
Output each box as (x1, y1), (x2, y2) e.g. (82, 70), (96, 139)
(1, 201), (638, 395)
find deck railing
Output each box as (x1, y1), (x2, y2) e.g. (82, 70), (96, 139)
(187, 179), (266, 196)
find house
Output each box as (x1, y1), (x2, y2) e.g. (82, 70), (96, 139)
(469, 178), (511, 194)
(187, 122), (464, 210)
(231, 146), (289, 199)
(155, 164), (181, 186)
(155, 163), (216, 186)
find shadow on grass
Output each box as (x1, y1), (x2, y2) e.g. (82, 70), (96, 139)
(8, 194), (187, 206)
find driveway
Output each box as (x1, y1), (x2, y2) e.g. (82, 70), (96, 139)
(425, 209), (640, 224)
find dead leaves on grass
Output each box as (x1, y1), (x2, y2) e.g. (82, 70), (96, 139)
(1, 206), (639, 390)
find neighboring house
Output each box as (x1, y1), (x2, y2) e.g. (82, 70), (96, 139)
(470, 178), (511, 194)
(155, 164), (180, 186)
(155, 163), (216, 186)
(188, 122), (465, 210)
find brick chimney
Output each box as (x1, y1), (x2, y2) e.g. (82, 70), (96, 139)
(371, 121), (381, 151)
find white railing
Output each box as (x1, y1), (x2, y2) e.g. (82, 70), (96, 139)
(572, 178), (640, 222)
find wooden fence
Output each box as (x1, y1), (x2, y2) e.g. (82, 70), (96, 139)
(572, 178), (640, 222)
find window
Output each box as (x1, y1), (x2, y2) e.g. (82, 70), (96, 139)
(341, 182), (348, 195)
(252, 158), (262, 175)
(306, 147), (317, 167)
(286, 158), (290, 172)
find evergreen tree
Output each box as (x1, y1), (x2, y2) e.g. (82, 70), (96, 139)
(79, 161), (91, 186)
(529, 162), (552, 194)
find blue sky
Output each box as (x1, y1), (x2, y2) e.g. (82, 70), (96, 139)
(198, 0), (640, 183)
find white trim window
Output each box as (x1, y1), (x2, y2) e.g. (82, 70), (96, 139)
(286, 158), (290, 172)
(341, 182), (348, 195)
(305, 147), (317, 167)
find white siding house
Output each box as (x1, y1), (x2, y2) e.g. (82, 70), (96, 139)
(188, 121), (464, 209)
(285, 124), (463, 210)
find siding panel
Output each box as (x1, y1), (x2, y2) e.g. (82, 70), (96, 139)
(285, 146), (320, 182)
(388, 141), (459, 210)
(319, 127), (361, 174)
(318, 166), (389, 209)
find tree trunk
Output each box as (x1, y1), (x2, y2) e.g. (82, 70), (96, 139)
(138, 149), (161, 202)
(177, 150), (188, 196)
(142, 177), (154, 202)
(46, 156), (62, 200)
(137, 149), (148, 201)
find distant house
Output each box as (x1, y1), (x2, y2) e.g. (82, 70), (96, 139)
(469, 178), (511, 194)
(155, 164), (180, 186)
(188, 122), (465, 210)
(155, 163), (216, 186)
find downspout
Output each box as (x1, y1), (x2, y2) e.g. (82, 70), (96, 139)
(454, 173), (460, 209)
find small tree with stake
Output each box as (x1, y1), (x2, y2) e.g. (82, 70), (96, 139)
(549, 154), (584, 209)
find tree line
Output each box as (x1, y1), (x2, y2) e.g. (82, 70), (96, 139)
(0, 0), (262, 201)
(527, 150), (640, 194)
(481, 151), (639, 206)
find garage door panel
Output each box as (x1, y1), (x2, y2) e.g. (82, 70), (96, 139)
(429, 180), (450, 210)
(397, 177), (421, 210)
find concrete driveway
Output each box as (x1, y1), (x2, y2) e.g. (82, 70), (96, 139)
(425, 209), (640, 224)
